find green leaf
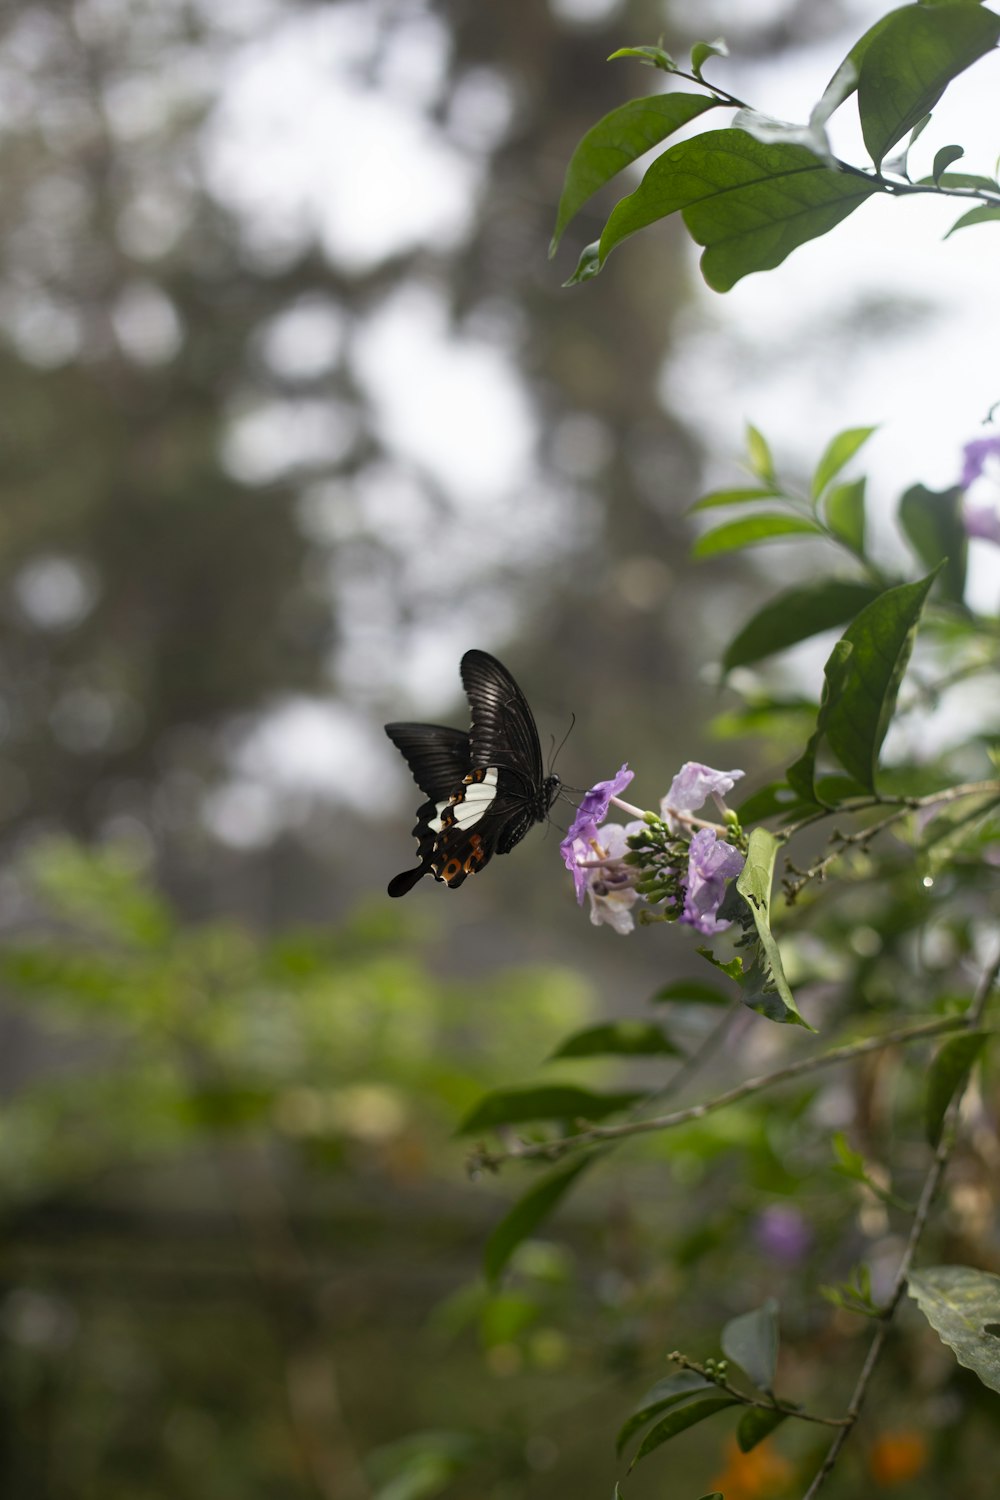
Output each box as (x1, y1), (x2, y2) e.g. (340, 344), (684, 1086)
(549, 1021), (681, 1059)
(722, 580), (882, 672)
(596, 129), (879, 291)
(733, 829), (813, 1029)
(367, 1431), (483, 1500)
(693, 514), (823, 558)
(607, 45), (678, 72)
(925, 1030), (991, 1148)
(933, 143), (965, 180)
(898, 483), (967, 604)
(822, 569), (939, 791)
(811, 425), (877, 499)
(857, 4), (1000, 168)
(689, 485), (780, 511)
(697, 947), (746, 983)
(629, 1396), (739, 1471)
(551, 93), (718, 254)
(484, 1157), (593, 1283)
(722, 1299), (780, 1392)
(652, 979), (731, 1006)
(737, 780), (818, 822)
(731, 106), (836, 165)
(946, 203), (1000, 235)
(691, 37), (729, 79)
(785, 639), (854, 804)
(824, 476), (868, 555)
(929, 170), (1000, 191)
(737, 1404), (788, 1452)
(564, 239), (602, 285)
(615, 1370), (713, 1456)
(457, 1085), (642, 1135)
(908, 1265), (1000, 1394)
(746, 424), (775, 481)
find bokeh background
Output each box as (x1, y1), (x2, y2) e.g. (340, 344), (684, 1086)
(3, 1), (1000, 1497)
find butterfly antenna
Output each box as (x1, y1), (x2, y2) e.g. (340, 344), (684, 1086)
(548, 712), (576, 776)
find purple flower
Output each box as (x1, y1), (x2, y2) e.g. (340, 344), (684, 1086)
(962, 503), (1000, 546)
(562, 764), (634, 847)
(661, 762), (744, 835)
(958, 436), (1000, 546)
(561, 818), (602, 904)
(753, 1204), (812, 1264)
(679, 828), (745, 935)
(959, 434), (1000, 489)
(584, 822), (644, 935)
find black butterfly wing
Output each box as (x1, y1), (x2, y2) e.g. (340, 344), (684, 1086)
(460, 650), (545, 789)
(384, 722), (471, 802)
(460, 649), (557, 858)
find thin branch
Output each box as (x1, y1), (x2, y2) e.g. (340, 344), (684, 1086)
(800, 946), (1000, 1500)
(469, 1015), (966, 1172)
(669, 1352), (850, 1430)
(780, 779), (1000, 844)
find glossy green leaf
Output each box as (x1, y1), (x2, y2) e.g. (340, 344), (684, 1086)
(929, 170), (1000, 191)
(898, 483), (967, 604)
(746, 424), (775, 481)
(458, 1085), (642, 1134)
(615, 1370), (713, 1456)
(693, 513), (823, 558)
(551, 93), (718, 254)
(811, 425), (876, 499)
(564, 239), (602, 285)
(908, 1265), (1000, 1394)
(946, 203), (1000, 235)
(925, 1030), (991, 1147)
(691, 37), (729, 79)
(484, 1156), (594, 1283)
(824, 476), (868, 555)
(785, 639), (854, 804)
(933, 143), (965, 180)
(823, 570), (939, 791)
(597, 129), (878, 291)
(549, 1021), (681, 1059)
(651, 979), (732, 1005)
(857, 4), (1000, 167)
(607, 45), (678, 72)
(689, 485), (780, 511)
(722, 580), (881, 672)
(629, 1395), (739, 1470)
(722, 1299), (780, 1392)
(733, 829), (812, 1028)
(736, 780), (818, 822)
(737, 1404), (788, 1452)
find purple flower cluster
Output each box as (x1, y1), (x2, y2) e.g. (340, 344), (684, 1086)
(560, 761), (745, 937)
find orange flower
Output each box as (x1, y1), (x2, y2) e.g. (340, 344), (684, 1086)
(709, 1435), (794, 1500)
(868, 1428), (929, 1487)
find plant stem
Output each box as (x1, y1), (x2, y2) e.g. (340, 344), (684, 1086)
(470, 1015), (966, 1171)
(799, 946), (1000, 1499)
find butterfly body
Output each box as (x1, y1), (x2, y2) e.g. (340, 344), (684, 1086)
(385, 650), (558, 896)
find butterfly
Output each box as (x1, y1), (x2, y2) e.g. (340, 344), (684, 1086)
(385, 649), (560, 897)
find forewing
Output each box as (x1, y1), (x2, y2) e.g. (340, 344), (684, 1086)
(460, 650), (544, 789)
(384, 722), (471, 801)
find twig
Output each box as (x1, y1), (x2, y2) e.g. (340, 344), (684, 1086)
(800, 946), (1000, 1500)
(669, 1352), (850, 1429)
(469, 1015), (967, 1172)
